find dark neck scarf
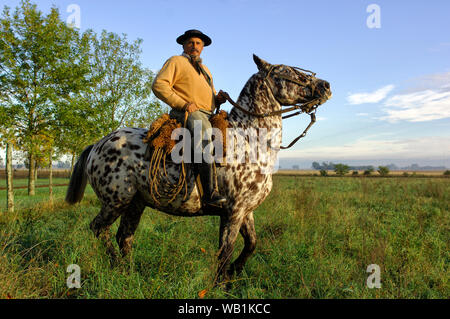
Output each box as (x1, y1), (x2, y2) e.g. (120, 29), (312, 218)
(182, 52), (203, 74)
(182, 52), (212, 87)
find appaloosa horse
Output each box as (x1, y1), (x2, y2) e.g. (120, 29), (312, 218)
(66, 55), (332, 285)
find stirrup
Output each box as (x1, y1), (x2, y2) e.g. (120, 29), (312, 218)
(203, 192), (226, 207)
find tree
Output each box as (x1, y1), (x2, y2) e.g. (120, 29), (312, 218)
(312, 161), (321, 170)
(56, 29), (166, 170)
(88, 30), (165, 135)
(377, 166), (390, 176)
(0, 0), (91, 195)
(322, 161), (336, 170)
(0, 102), (18, 213)
(320, 169), (328, 177)
(363, 166), (375, 176)
(334, 163), (350, 176)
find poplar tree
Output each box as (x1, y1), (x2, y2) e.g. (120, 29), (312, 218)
(0, 0), (91, 195)
(89, 30), (165, 136)
(56, 29), (166, 172)
(0, 104), (17, 213)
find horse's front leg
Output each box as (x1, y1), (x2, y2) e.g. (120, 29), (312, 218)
(214, 213), (244, 287)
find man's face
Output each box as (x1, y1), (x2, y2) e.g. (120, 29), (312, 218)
(183, 37), (204, 57)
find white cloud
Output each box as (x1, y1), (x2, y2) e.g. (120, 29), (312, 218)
(279, 136), (450, 160)
(345, 72), (450, 122)
(403, 71), (450, 93)
(380, 86), (450, 122)
(347, 85), (395, 105)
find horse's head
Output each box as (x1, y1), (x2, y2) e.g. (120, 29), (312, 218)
(253, 55), (332, 110)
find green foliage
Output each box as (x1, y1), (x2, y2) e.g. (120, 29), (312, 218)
(444, 170), (450, 176)
(378, 166), (390, 176)
(0, 176), (448, 298)
(0, 0), (89, 147)
(55, 29), (167, 157)
(312, 161), (321, 170)
(352, 170), (359, 176)
(363, 166), (375, 176)
(87, 30), (166, 134)
(334, 163), (350, 176)
(320, 169), (328, 177)
(1, 0), (166, 172)
(0, 0), (92, 193)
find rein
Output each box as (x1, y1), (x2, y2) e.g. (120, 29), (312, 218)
(220, 65), (323, 149)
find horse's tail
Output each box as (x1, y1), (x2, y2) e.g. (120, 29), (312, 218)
(65, 144), (94, 205)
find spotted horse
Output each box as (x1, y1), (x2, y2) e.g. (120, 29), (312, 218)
(65, 55), (332, 286)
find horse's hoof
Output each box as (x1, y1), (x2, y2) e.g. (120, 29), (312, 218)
(213, 277), (233, 291)
(217, 281), (232, 291)
(224, 281), (232, 291)
(106, 248), (118, 264)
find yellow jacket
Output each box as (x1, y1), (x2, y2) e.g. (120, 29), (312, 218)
(152, 55), (217, 112)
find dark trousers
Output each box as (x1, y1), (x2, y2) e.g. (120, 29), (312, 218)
(169, 108), (214, 163)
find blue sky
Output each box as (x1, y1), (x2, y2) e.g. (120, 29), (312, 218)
(2, 0), (450, 168)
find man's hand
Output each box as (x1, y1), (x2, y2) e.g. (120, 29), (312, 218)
(184, 102), (199, 113)
(215, 90), (228, 106)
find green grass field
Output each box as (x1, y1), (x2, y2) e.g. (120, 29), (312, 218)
(0, 176), (448, 299)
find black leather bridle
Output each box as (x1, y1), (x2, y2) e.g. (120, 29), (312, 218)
(221, 64), (328, 149)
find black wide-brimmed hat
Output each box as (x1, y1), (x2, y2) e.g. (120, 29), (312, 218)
(176, 29), (212, 46)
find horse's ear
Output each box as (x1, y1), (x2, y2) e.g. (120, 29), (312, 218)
(253, 54), (270, 72)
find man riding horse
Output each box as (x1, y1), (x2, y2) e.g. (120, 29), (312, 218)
(66, 28), (332, 283)
(152, 29), (227, 207)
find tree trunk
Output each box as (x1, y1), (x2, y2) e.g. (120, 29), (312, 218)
(28, 152), (35, 196)
(6, 142), (14, 213)
(34, 159), (38, 180)
(49, 150), (53, 207)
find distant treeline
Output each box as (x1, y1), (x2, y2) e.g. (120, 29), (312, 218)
(312, 162), (374, 171)
(311, 162), (447, 171)
(0, 169), (71, 179)
(0, 161), (72, 170)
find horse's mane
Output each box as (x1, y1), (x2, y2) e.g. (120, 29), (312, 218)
(228, 73), (264, 126)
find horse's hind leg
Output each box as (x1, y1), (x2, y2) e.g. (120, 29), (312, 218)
(116, 195), (146, 258)
(228, 212), (256, 276)
(215, 213), (245, 286)
(90, 204), (121, 260)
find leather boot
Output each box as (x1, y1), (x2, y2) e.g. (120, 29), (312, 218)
(197, 163), (226, 206)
